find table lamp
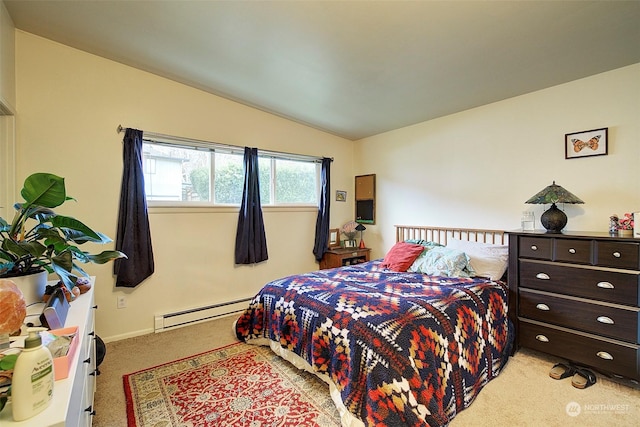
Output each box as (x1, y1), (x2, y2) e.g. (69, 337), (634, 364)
(355, 223), (366, 248)
(525, 181), (584, 233)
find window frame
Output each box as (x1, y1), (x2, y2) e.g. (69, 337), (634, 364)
(141, 138), (322, 209)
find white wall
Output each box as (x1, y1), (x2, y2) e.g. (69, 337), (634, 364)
(14, 31), (356, 341)
(355, 64), (640, 259)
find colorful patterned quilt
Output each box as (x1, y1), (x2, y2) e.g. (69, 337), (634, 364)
(235, 260), (513, 427)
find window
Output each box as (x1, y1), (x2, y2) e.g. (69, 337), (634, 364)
(142, 141), (320, 206)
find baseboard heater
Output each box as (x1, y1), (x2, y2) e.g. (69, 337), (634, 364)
(154, 298), (251, 332)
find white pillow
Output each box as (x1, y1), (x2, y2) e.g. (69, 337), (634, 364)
(446, 238), (508, 281)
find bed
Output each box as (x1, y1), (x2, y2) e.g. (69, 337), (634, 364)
(235, 225), (513, 427)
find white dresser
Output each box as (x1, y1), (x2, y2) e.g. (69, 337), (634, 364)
(1, 278), (97, 426)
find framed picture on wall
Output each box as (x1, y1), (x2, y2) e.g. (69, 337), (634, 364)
(328, 228), (340, 249)
(565, 127), (608, 159)
(336, 190), (347, 202)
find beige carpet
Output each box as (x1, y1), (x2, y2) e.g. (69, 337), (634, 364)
(94, 315), (640, 427)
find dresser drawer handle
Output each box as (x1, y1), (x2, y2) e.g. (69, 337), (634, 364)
(530, 245), (538, 251)
(596, 316), (614, 324)
(535, 334), (549, 342)
(596, 351), (614, 360)
(613, 252), (621, 258)
(596, 281), (614, 289)
(535, 273), (550, 280)
(568, 248), (576, 254)
(536, 303), (550, 311)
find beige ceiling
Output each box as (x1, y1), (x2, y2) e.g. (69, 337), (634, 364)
(5, 1), (640, 140)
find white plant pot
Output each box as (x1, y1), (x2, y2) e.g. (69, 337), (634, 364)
(6, 271), (48, 305)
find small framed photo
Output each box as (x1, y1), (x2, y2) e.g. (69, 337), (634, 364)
(344, 239), (357, 248)
(336, 190), (347, 202)
(565, 127), (608, 159)
(328, 228), (340, 249)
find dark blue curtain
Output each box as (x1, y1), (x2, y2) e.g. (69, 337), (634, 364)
(235, 147), (268, 264)
(313, 158), (332, 261)
(114, 128), (155, 287)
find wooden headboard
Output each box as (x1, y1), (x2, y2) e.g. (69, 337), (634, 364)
(395, 225), (507, 245)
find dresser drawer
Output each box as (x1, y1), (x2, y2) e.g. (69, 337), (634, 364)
(519, 237), (553, 260)
(596, 241), (640, 270)
(519, 260), (640, 306)
(519, 289), (640, 342)
(554, 239), (592, 265)
(519, 320), (639, 379)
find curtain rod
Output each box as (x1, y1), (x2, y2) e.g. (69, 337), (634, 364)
(117, 125), (333, 162)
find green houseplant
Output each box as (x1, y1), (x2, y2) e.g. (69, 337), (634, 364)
(0, 172), (126, 290)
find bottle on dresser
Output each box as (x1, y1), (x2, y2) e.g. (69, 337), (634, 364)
(11, 328), (54, 421)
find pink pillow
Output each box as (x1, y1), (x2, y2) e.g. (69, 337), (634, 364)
(381, 242), (426, 272)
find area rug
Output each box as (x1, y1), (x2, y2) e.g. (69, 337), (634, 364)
(123, 342), (340, 427)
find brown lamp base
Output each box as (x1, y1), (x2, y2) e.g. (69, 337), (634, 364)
(541, 203), (567, 233)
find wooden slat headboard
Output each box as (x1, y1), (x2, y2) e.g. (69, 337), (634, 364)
(395, 225), (507, 245)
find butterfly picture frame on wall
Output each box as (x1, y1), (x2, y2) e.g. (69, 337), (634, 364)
(565, 127), (608, 159)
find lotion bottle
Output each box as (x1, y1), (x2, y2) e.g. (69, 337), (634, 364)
(12, 327), (54, 421)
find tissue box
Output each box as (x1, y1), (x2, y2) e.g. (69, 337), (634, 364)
(48, 326), (79, 380)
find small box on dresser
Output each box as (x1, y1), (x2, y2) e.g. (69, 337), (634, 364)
(507, 231), (640, 388)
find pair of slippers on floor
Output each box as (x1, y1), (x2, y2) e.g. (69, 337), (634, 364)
(549, 363), (597, 389)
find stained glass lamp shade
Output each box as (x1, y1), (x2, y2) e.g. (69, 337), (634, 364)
(525, 181), (584, 233)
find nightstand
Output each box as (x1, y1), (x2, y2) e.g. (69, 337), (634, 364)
(320, 247), (371, 269)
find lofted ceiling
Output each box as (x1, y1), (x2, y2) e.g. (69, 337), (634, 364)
(5, 0), (640, 140)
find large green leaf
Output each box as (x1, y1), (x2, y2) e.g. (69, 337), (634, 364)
(2, 239), (46, 258)
(20, 173), (67, 208)
(66, 246), (90, 263)
(86, 250), (127, 264)
(50, 262), (78, 289)
(19, 204), (55, 221)
(50, 215), (101, 242)
(39, 230), (68, 252)
(51, 250), (73, 272)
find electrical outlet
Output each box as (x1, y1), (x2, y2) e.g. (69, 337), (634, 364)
(117, 295), (127, 309)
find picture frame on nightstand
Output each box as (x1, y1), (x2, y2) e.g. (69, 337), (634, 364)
(344, 239), (357, 248)
(328, 228), (340, 249)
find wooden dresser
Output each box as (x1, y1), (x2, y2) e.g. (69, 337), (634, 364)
(507, 231), (640, 386)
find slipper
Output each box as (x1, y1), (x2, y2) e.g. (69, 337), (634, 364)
(571, 368), (597, 389)
(549, 363), (575, 380)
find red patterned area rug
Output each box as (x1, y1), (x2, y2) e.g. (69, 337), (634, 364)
(123, 342), (341, 427)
